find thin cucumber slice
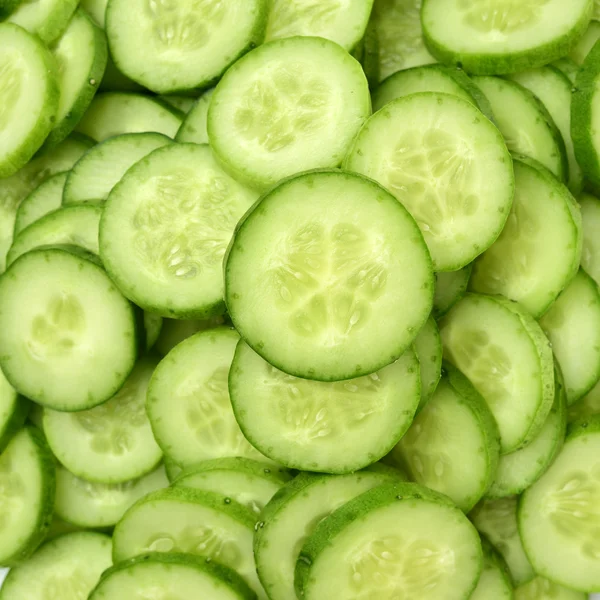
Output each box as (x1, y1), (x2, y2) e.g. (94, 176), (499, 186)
(518, 416), (600, 592)
(389, 363), (500, 512)
(0, 247), (138, 411)
(487, 368), (566, 498)
(106, 0), (267, 94)
(175, 88), (214, 145)
(470, 158), (582, 318)
(440, 293), (555, 453)
(75, 92), (182, 141)
(0, 531), (111, 600)
(13, 171), (66, 236)
(568, 379), (600, 422)
(81, 0), (108, 28)
(473, 76), (567, 181)
(580, 193), (600, 286)
(173, 458), (292, 515)
(63, 132), (171, 205)
(264, 0), (373, 51)
(208, 37), (371, 189)
(143, 312), (162, 352)
(112, 487), (263, 597)
(540, 269), (600, 404)
(100, 143), (256, 318)
(230, 340), (420, 473)
(89, 553), (257, 600)
(371, 0), (435, 81)
(147, 328), (270, 467)
(0, 368), (29, 453)
(422, 0), (593, 75)
(154, 314), (227, 356)
(433, 265), (472, 319)
(164, 458), (183, 483)
(0, 24), (59, 178)
(7, 205), (102, 267)
(158, 95), (195, 114)
(413, 316), (442, 409)
(552, 57), (580, 83)
(225, 170), (433, 381)
(54, 464), (168, 529)
(470, 496), (535, 586)
(296, 482), (483, 600)
(7, 0), (79, 44)
(515, 576), (587, 600)
(0, 427), (54, 565)
(508, 66), (584, 194)
(471, 539), (514, 600)
(43, 355), (162, 483)
(570, 19), (600, 64)
(255, 469), (402, 600)
(344, 92), (514, 271)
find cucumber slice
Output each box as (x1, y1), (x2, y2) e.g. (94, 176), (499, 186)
(0, 23), (59, 179)
(106, 0), (267, 94)
(174, 458), (292, 515)
(471, 539), (513, 600)
(7, 205), (102, 267)
(0, 0), (23, 18)
(552, 57), (580, 83)
(43, 355), (162, 483)
(54, 464), (168, 529)
(142, 312), (162, 352)
(487, 368), (566, 498)
(255, 469), (402, 600)
(164, 458), (183, 483)
(89, 552), (256, 600)
(7, 0), (79, 45)
(101, 143), (256, 318)
(225, 170), (433, 381)
(147, 328), (270, 467)
(0, 427), (55, 565)
(75, 92), (182, 141)
(345, 92), (514, 271)
(508, 66), (584, 194)
(470, 158), (582, 318)
(470, 496), (535, 586)
(296, 482), (483, 600)
(0, 531), (112, 600)
(422, 0), (593, 75)
(0, 247), (138, 411)
(515, 576), (587, 600)
(265, 0), (373, 50)
(390, 363), (500, 511)
(44, 9), (107, 150)
(208, 37), (370, 189)
(413, 316), (442, 409)
(570, 19), (600, 64)
(112, 486), (263, 597)
(159, 95), (195, 114)
(63, 132), (171, 205)
(230, 340), (420, 473)
(540, 270), (600, 404)
(519, 416), (600, 592)
(371, 0), (435, 81)
(0, 368), (29, 453)
(580, 193), (600, 286)
(154, 314), (227, 356)
(440, 293), (554, 453)
(352, 17), (380, 87)
(473, 76), (567, 181)
(175, 88), (214, 145)
(568, 379), (600, 422)
(81, 0), (108, 28)
(433, 265), (472, 319)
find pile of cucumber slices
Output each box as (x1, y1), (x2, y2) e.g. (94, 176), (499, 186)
(1, 0), (600, 598)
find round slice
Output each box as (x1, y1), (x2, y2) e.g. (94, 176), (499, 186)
(568, 379), (600, 422)
(580, 192), (600, 286)
(208, 37), (371, 189)
(0, 247), (138, 411)
(519, 416), (600, 592)
(147, 327), (270, 467)
(100, 143), (256, 318)
(106, 0), (267, 93)
(0, 531), (111, 600)
(469, 158), (582, 318)
(229, 340), (420, 473)
(175, 89), (214, 145)
(0, 368), (29, 452)
(0, 427), (55, 565)
(440, 293), (555, 453)
(471, 540), (513, 600)
(296, 482), (483, 599)
(344, 92), (514, 271)
(225, 170), (433, 381)
(0, 23), (59, 178)
(413, 316), (442, 410)
(89, 553), (256, 600)
(43, 355), (162, 483)
(421, 0), (592, 75)
(515, 576), (588, 600)
(433, 265), (472, 319)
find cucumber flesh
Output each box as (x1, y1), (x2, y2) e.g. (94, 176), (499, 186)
(7, 0), (79, 45)
(515, 576), (587, 600)
(175, 89), (214, 145)
(567, 379), (600, 422)
(433, 265), (472, 319)
(470, 540), (513, 600)
(413, 316), (442, 410)
(580, 193), (600, 287)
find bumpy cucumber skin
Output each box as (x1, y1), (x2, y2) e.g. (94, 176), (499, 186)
(89, 552), (257, 600)
(421, 0), (593, 76)
(0, 395), (30, 454)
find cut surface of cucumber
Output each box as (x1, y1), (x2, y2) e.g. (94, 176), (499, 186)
(0, 247), (138, 411)
(225, 170), (433, 381)
(7, 0), (79, 44)
(175, 89), (214, 145)
(568, 379), (600, 422)
(515, 576), (587, 600)
(580, 193), (600, 286)
(433, 265), (472, 319)
(570, 19), (600, 65)
(159, 95), (195, 114)
(470, 540), (513, 600)
(154, 314), (226, 357)
(81, 0), (108, 28)
(208, 37), (371, 189)
(345, 92), (514, 271)
(0, 368), (28, 453)
(413, 316), (442, 410)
